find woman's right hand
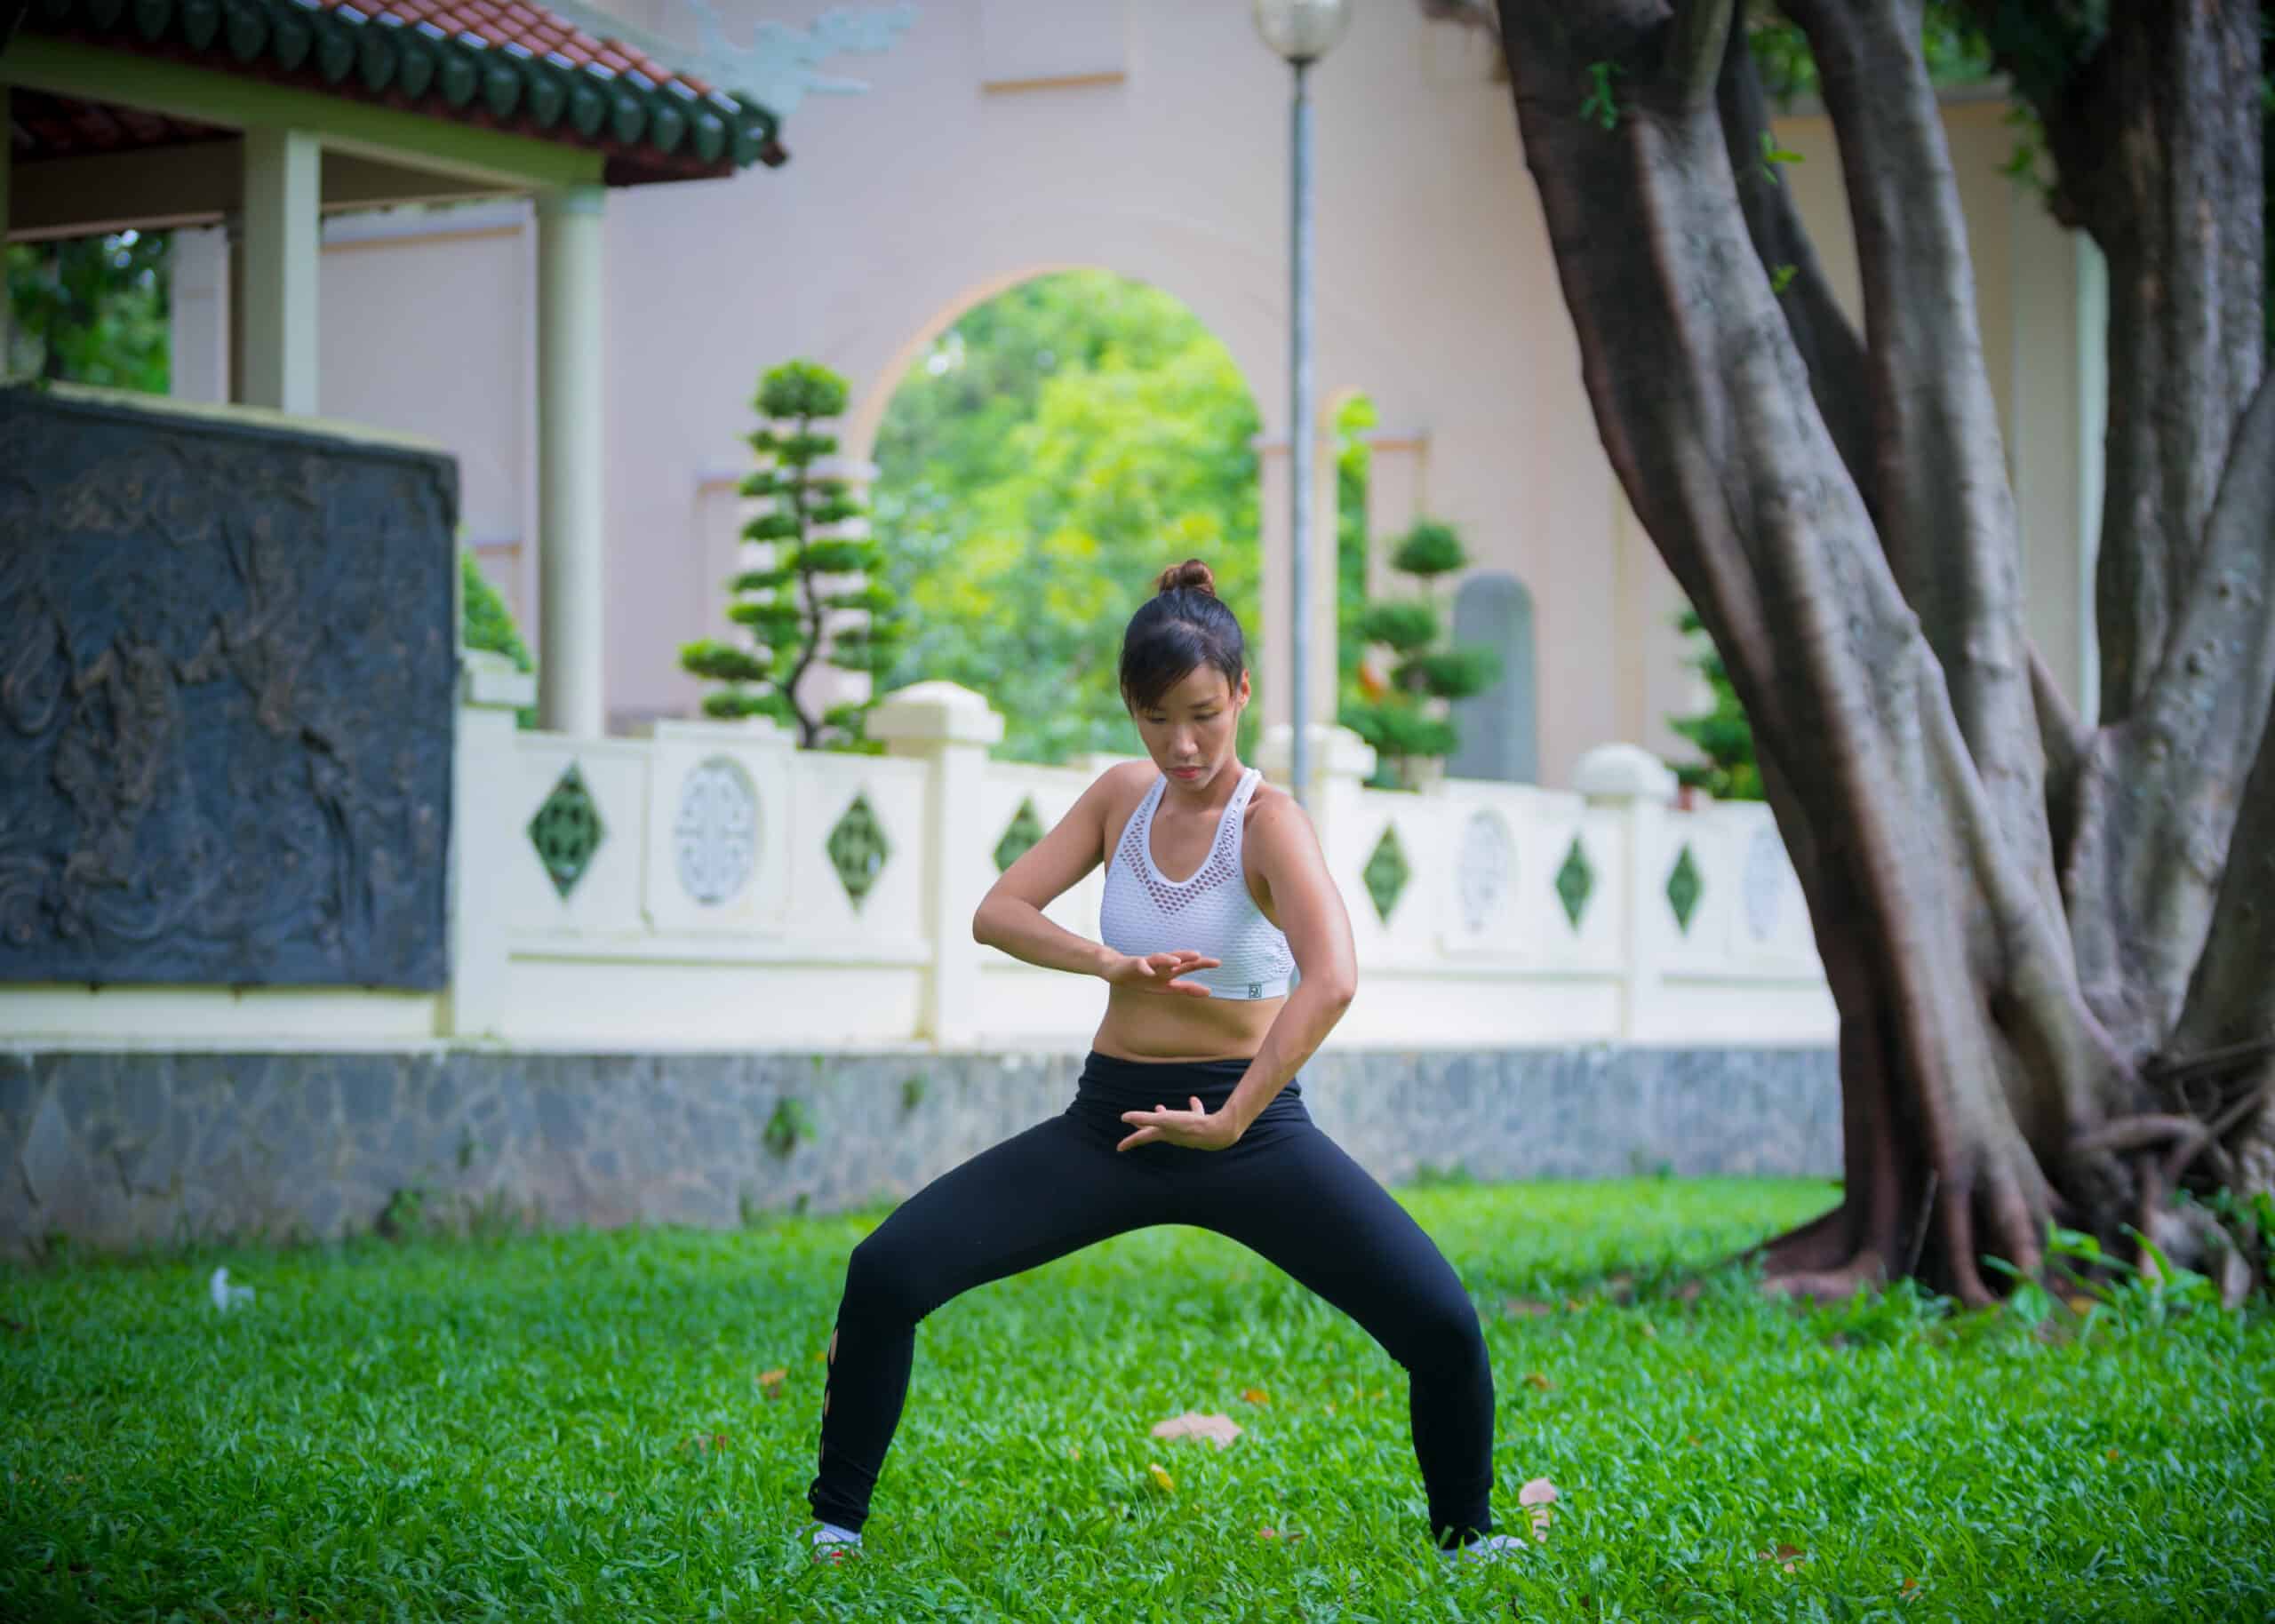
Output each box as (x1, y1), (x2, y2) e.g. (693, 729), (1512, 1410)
(1102, 951), (1221, 997)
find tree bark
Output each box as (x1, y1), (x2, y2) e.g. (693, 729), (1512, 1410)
(1491, 0), (2271, 1299)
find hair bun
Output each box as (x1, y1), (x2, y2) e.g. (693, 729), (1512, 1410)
(1156, 558), (1217, 598)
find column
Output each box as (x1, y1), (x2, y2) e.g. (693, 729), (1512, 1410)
(868, 681), (1007, 1048)
(168, 225), (231, 403)
(440, 650), (538, 1040)
(536, 186), (607, 736)
(1574, 742), (1680, 1041)
(240, 128), (320, 413)
(1253, 429), (1339, 737)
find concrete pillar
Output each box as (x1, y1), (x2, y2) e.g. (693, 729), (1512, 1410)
(1575, 742), (1680, 1041)
(536, 186), (607, 736)
(440, 650), (538, 1040)
(1255, 430), (1339, 737)
(869, 681), (1007, 1047)
(168, 225), (231, 404)
(240, 129), (321, 413)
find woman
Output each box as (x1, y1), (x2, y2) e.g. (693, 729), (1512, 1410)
(805, 559), (1517, 1561)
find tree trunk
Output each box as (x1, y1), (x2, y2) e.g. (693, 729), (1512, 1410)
(1490, 0), (2272, 1298)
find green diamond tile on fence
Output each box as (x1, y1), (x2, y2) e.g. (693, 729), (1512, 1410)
(528, 762), (605, 901)
(1363, 824), (1410, 924)
(994, 798), (1045, 873)
(828, 792), (890, 908)
(1554, 835), (1595, 930)
(1666, 843), (1704, 934)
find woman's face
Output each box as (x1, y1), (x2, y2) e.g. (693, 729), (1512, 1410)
(1131, 664), (1249, 788)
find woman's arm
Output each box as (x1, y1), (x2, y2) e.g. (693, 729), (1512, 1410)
(1115, 788), (1358, 1151)
(972, 764), (1219, 994)
(1216, 791), (1357, 1130)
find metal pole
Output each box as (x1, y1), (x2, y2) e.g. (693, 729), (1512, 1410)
(1288, 56), (1313, 807)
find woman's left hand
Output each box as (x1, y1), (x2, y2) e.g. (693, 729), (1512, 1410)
(1116, 1095), (1244, 1153)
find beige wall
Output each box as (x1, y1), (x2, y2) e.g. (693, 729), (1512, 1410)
(209, 3), (2100, 773)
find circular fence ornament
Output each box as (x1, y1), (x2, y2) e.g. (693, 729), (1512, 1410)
(1457, 810), (1514, 936)
(674, 756), (759, 907)
(1743, 824), (1785, 943)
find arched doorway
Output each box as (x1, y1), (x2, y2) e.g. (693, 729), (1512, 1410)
(866, 268), (1264, 763)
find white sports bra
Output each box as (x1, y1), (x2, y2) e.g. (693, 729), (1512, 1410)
(1099, 767), (1295, 1000)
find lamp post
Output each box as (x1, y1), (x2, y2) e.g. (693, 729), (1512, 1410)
(1252, 0), (1349, 808)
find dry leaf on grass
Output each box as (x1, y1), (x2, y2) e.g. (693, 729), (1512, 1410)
(1147, 1462), (1176, 1492)
(1524, 1372), (1554, 1391)
(756, 1368), (787, 1398)
(1518, 1476), (1558, 1541)
(1241, 1387), (1271, 1405)
(1149, 1411), (1242, 1449)
(1755, 1541), (1807, 1572)
(1504, 1300), (1555, 1318)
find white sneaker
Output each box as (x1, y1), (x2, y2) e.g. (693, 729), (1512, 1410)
(810, 1521), (864, 1563)
(1440, 1533), (1529, 1564)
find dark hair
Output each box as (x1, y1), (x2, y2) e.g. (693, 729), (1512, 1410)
(1119, 559), (1247, 712)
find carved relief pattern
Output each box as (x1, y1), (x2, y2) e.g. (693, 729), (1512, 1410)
(673, 756), (757, 906)
(0, 390), (456, 987)
(1457, 809), (1513, 936)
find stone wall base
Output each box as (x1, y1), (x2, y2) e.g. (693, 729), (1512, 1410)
(0, 1047), (1840, 1257)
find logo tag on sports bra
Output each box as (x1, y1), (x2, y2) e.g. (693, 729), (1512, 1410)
(1248, 982), (1262, 999)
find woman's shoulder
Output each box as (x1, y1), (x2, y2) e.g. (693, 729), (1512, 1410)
(1090, 759), (1158, 800)
(1241, 775), (1305, 837)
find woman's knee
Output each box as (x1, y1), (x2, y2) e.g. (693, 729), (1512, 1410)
(842, 1230), (938, 1326)
(1395, 1286), (1488, 1377)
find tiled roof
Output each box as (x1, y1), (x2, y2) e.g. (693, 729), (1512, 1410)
(338, 0), (707, 98)
(27, 0), (786, 183)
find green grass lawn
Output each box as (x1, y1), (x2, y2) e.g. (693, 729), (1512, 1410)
(3, 1176), (2270, 1622)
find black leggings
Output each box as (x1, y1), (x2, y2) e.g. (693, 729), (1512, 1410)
(807, 1051), (1497, 1548)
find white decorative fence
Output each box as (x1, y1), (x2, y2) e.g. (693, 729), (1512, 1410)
(448, 660), (1833, 1053)
(0, 656), (1834, 1051)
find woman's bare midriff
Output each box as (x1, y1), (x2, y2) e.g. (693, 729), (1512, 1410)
(1090, 986), (1287, 1063)
(1090, 764), (1285, 1064)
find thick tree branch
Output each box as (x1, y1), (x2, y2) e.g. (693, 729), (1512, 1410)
(1712, 13), (1876, 511)
(2071, 366), (2275, 1055)
(1667, 0), (1734, 105)
(2037, 4), (2262, 724)
(1781, 0), (2063, 931)
(2173, 686), (2275, 1079)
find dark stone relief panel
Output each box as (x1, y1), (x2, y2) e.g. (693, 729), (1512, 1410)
(0, 387), (457, 987)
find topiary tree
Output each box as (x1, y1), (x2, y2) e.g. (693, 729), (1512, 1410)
(459, 549), (536, 729)
(1337, 519), (1503, 790)
(682, 360), (905, 749)
(1667, 604), (1762, 800)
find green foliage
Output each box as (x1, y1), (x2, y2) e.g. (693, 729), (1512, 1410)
(458, 551), (537, 728)
(1667, 605), (1763, 801)
(683, 359), (905, 751)
(1338, 519), (1501, 791)
(1743, 1), (1995, 105)
(1334, 393), (1378, 716)
(1580, 60), (1623, 130)
(1354, 600), (1440, 654)
(4, 231), (171, 390)
(871, 272), (1262, 763)
(1387, 519), (1465, 579)
(4, 1179), (2270, 1619)
(762, 1095), (817, 1158)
